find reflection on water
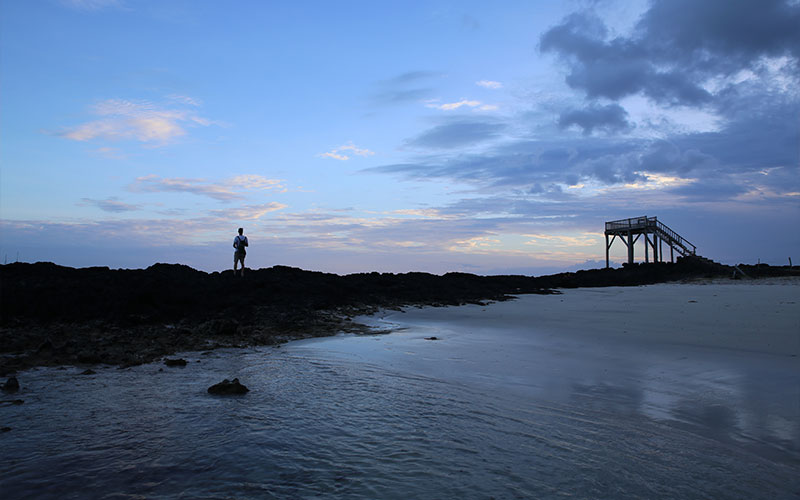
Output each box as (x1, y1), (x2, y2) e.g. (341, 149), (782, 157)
(1, 319), (799, 499)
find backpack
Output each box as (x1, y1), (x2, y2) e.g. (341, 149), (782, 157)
(236, 236), (247, 255)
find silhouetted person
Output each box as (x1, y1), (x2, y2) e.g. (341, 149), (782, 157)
(233, 227), (248, 276)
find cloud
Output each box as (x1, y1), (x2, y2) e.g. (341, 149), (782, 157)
(130, 174), (286, 201)
(58, 97), (212, 146)
(476, 80), (503, 89)
(430, 99), (481, 110)
(667, 178), (749, 201)
(540, 0), (800, 106)
(425, 99), (497, 111)
(210, 202), (288, 220)
(406, 120), (506, 149)
(558, 103), (633, 135)
(79, 197), (142, 213)
(638, 141), (717, 174)
(167, 94), (202, 106)
(227, 174), (287, 192)
(372, 91), (798, 199)
(318, 151), (350, 161)
(367, 1), (799, 211)
(318, 143), (375, 161)
(131, 176), (241, 201)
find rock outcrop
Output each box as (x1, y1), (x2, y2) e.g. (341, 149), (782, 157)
(207, 378), (249, 395)
(2, 377), (20, 392)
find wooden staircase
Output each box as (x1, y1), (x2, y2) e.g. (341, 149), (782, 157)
(604, 216), (698, 268)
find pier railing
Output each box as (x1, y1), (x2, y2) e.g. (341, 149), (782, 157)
(653, 220), (695, 256)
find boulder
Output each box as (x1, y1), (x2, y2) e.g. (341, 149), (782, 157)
(164, 358), (187, 367)
(80, 369), (97, 375)
(2, 377), (20, 392)
(207, 378), (249, 395)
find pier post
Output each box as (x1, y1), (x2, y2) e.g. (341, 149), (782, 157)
(627, 231), (634, 264)
(656, 235), (661, 263)
(605, 233), (610, 269)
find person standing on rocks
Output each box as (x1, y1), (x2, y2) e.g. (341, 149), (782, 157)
(233, 227), (248, 276)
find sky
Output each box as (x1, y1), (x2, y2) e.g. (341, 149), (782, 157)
(1, 0), (798, 275)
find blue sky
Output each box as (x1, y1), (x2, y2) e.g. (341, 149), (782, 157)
(1, 0), (798, 274)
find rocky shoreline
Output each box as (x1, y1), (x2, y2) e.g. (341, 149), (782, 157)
(1, 257), (796, 375)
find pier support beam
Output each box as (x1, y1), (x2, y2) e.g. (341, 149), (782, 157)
(627, 231), (634, 264)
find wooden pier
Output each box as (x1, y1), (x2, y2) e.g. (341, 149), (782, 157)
(604, 216), (696, 268)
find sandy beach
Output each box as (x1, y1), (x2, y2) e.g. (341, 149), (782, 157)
(367, 277), (800, 356)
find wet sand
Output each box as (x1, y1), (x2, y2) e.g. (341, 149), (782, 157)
(370, 277), (800, 356)
(313, 278), (800, 461)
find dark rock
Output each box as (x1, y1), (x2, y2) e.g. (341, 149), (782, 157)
(2, 377), (19, 392)
(80, 369), (96, 375)
(37, 339), (54, 353)
(164, 358), (187, 367)
(424, 336), (439, 341)
(207, 378), (249, 395)
(1, 427), (11, 433)
(205, 318), (239, 336)
(77, 352), (103, 364)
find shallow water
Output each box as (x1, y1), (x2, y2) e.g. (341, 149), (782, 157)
(2, 296), (799, 499)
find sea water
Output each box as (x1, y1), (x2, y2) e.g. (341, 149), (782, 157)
(1, 298), (798, 499)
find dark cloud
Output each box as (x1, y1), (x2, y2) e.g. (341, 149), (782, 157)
(406, 121), (506, 149)
(79, 197), (142, 213)
(638, 141), (717, 174)
(369, 90), (798, 200)
(540, 12), (710, 105)
(640, 0), (800, 71)
(678, 95), (799, 173)
(368, 135), (643, 192)
(667, 178), (749, 201)
(558, 103), (633, 135)
(540, 0), (800, 106)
